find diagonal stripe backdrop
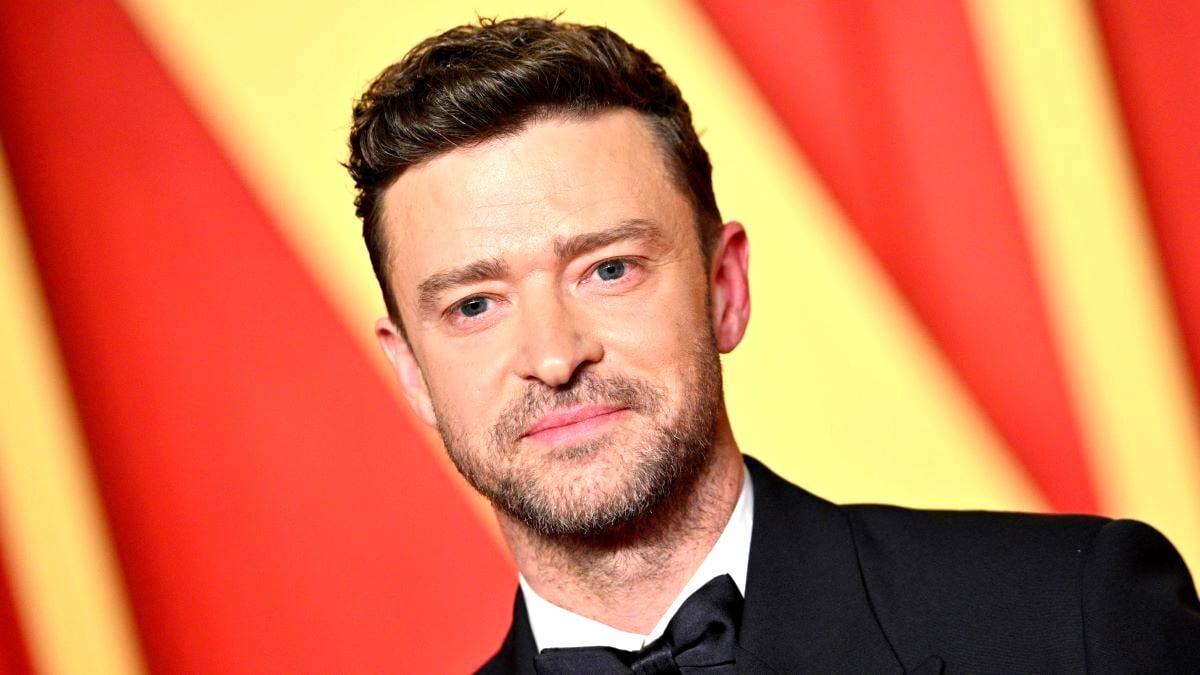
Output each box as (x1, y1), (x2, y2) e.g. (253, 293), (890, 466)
(0, 1), (1196, 672)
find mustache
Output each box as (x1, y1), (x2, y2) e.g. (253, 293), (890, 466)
(490, 373), (665, 447)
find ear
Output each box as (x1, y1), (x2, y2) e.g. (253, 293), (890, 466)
(709, 221), (751, 354)
(375, 317), (438, 428)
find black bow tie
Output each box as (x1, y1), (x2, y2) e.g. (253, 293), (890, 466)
(533, 574), (742, 675)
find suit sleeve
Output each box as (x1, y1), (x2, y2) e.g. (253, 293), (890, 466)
(1080, 519), (1200, 673)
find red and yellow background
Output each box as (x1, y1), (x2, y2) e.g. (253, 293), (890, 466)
(1, 1), (1197, 672)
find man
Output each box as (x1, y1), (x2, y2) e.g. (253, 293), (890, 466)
(346, 17), (1200, 673)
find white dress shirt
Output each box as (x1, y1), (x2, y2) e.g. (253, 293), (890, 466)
(519, 464), (755, 652)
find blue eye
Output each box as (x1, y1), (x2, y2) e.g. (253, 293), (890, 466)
(458, 297), (490, 317)
(595, 259), (627, 281)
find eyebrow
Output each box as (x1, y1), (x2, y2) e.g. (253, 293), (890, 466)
(553, 218), (664, 260)
(414, 218), (665, 317)
(417, 257), (510, 317)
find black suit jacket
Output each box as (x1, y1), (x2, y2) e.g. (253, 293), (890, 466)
(479, 456), (1200, 673)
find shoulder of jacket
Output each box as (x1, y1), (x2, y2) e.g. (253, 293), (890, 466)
(839, 504), (1110, 670)
(842, 503), (1112, 590)
(845, 503), (1108, 554)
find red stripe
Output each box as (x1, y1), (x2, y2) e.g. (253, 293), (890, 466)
(0, 534), (32, 675)
(0, 2), (513, 671)
(1093, 0), (1200, 419)
(696, 0), (1097, 512)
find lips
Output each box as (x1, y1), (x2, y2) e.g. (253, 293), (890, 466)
(520, 404), (629, 443)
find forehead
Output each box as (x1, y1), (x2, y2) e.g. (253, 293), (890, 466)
(378, 109), (694, 287)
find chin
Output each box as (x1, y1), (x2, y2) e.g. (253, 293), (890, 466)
(497, 429), (711, 538)
(438, 355), (722, 537)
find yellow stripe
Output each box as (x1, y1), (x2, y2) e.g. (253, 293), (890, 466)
(968, 0), (1200, 570)
(118, 0), (501, 543)
(119, 0), (1043, 512)
(0, 152), (146, 672)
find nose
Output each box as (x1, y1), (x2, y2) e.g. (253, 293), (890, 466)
(514, 290), (603, 387)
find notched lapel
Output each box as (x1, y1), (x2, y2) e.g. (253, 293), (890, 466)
(737, 457), (904, 674)
(734, 645), (779, 674)
(476, 589), (539, 675)
(908, 655), (945, 674)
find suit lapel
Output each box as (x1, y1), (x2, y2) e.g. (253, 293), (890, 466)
(480, 457), (909, 674)
(476, 589), (539, 675)
(737, 456), (904, 673)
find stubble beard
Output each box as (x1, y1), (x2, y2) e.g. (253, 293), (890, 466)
(434, 334), (724, 539)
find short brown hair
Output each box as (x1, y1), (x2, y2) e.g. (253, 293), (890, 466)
(347, 17), (721, 328)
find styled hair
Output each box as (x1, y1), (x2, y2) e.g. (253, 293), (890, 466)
(347, 16), (721, 328)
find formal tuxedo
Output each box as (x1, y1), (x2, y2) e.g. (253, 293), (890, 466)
(479, 455), (1200, 673)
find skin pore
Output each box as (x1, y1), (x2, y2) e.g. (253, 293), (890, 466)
(375, 109), (751, 634)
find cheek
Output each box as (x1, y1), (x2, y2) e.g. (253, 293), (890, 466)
(593, 277), (710, 374)
(420, 350), (502, 425)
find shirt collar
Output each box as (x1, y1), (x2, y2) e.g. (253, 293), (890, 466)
(519, 461), (755, 652)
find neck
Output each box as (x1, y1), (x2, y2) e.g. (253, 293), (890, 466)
(498, 421), (744, 635)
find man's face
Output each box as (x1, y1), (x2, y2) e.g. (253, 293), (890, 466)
(376, 110), (744, 537)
